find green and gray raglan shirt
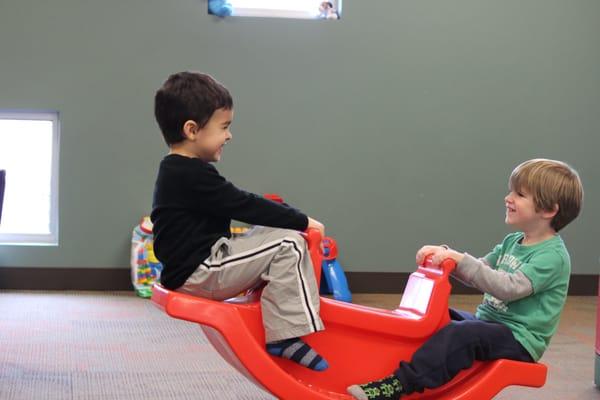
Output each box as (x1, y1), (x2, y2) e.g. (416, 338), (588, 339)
(453, 232), (571, 361)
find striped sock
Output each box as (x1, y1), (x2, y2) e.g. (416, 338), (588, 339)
(266, 338), (329, 371)
(347, 374), (404, 400)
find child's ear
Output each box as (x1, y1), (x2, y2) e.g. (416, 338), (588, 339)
(542, 204), (559, 220)
(182, 120), (198, 140)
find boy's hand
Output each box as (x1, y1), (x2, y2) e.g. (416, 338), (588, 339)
(416, 245), (464, 267)
(307, 217), (325, 238)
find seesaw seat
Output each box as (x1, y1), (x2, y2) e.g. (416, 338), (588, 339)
(152, 229), (547, 399)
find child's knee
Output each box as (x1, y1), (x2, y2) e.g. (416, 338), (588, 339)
(281, 231), (306, 250)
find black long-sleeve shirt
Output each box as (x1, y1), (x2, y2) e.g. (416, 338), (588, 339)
(151, 154), (309, 289)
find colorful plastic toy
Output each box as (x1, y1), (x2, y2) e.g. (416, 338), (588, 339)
(152, 228), (547, 399)
(320, 236), (352, 303)
(131, 217), (163, 298)
(230, 226), (250, 235)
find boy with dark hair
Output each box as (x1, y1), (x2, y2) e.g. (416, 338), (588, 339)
(152, 71), (328, 371)
(348, 158), (584, 399)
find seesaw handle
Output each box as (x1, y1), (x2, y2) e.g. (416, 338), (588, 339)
(264, 193), (284, 203)
(418, 254), (457, 278)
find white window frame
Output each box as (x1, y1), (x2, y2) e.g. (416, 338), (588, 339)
(0, 110), (60, 246)
(227, 0), (341, 19)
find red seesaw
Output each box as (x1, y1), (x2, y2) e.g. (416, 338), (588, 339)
(152, 228), (546, 399)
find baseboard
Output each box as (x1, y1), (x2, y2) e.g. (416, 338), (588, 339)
(346, 272), (599, 295)
(0, 268), (597, 295)
(0, 267), (132, 291)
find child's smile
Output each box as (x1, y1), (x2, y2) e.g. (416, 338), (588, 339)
(194, 108), (233, 162)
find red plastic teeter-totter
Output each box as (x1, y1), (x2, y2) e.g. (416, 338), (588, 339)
(152, 228), (547, 399)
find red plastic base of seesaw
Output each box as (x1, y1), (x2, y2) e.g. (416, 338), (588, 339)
(152, 229), (547, 399)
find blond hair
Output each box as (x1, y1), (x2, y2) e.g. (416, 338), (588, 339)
(509, 159), (583, 231)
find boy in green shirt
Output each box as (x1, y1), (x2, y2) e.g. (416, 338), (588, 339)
(348, 158), (584, 400)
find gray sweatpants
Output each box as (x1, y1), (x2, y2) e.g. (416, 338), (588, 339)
(177, 226), (324, 342)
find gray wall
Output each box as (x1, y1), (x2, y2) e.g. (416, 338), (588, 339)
(0, 0), (598, 274)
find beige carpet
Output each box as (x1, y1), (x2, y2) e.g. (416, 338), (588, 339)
(0, 291), (272, 400)
(0, 291), (597, 399)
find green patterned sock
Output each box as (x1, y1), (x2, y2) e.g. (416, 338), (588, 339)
(347, 374), (403, 400)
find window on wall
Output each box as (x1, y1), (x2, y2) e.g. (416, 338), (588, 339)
(0, 111), (59, 245)
(209, 0), (342, 20)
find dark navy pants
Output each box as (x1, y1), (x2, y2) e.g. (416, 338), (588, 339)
(394, 309), (533, 395)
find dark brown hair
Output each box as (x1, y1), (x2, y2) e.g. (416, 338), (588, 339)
(154, 71), (233, 145)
